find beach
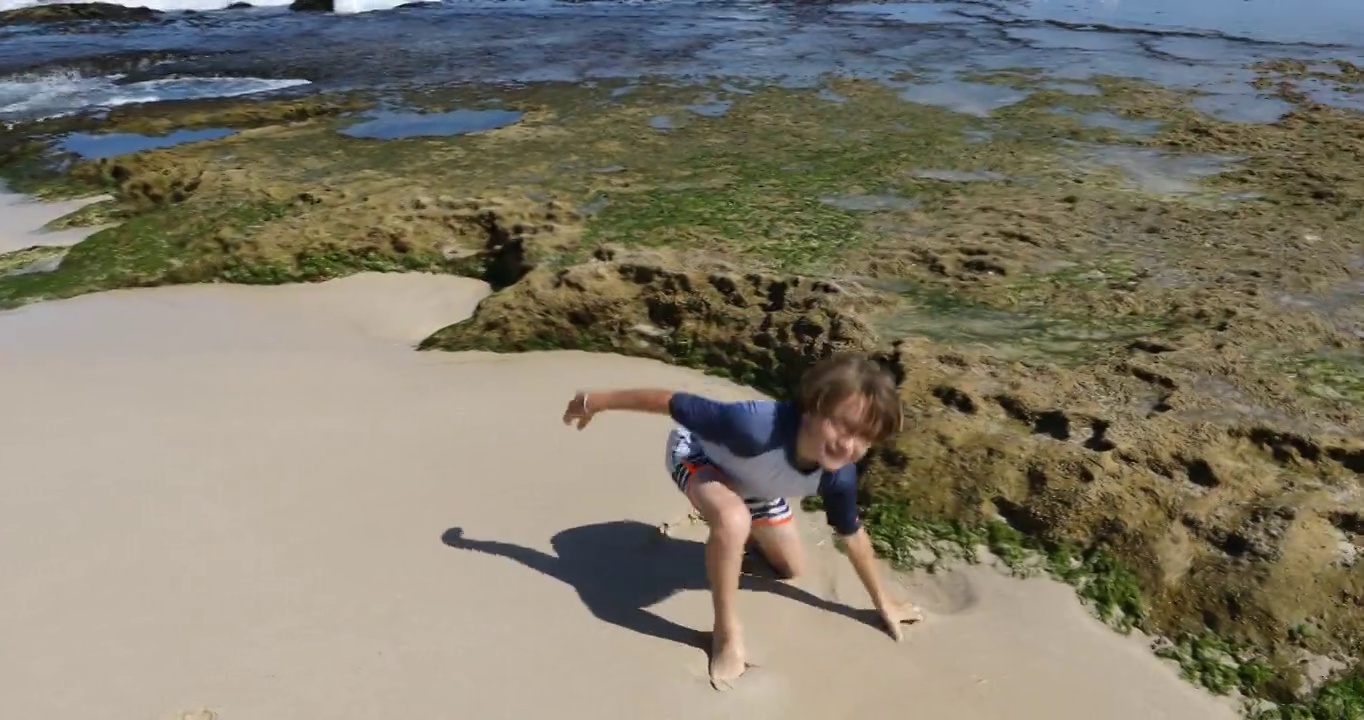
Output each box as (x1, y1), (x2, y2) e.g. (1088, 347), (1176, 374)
(0, 189), (1248, 720)
(2, 0), (1362, 716)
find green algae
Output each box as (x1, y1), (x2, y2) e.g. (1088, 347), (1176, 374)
(584, 186), (867, 270)
(0, 198), (295, 308)
(1281, 352), (1364, 407)
(842, 498), (1148, 634)
(1157, 636), (1364, 720)
(865, 279), (1173, 365)
(1269, 671), (1364, 720)
(0, 245), (67, 276)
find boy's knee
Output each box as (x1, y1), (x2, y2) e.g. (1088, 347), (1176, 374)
(710, 506), (752, 542)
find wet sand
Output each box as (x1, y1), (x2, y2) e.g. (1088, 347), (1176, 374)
(0, 261), (1246, 719)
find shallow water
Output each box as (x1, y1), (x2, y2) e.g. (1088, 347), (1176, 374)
(337, 107), (524, 139)
(911, 169), (1008, 183)
(998, 0), (1364, 47)
(1052, 109), (1164, 136)
(871, 292), (1158, 363)
(57, 126), (236, 158)
(897, 78), (1033, 117)
(1065, 142), (1245, 196)
(1, 0), (1361, 124)
(819, 193), (920, 212)
(686, 94), (733, 117)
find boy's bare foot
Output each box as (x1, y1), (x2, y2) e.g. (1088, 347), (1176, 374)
(708, 629), (748, 690)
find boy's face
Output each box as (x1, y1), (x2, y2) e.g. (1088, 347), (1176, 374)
(800, 392), (877, 471)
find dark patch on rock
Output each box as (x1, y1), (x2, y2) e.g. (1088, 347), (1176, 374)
(1083, 420), (1116, 452)
(1234, 425), (1363, 475)
(1327, 446), (1364, 474)
(472, 210), (535, 290)
(1127, 362), (1178, 389)
(1182, 457), (1219, 488)
(991, 394), (1073, 441)
(1331, 511), (1364, 537)
(932, 385), (978, 414)
(1129, 339), (1177, 354)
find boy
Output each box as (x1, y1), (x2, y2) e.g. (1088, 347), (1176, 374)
(561, 353), (923, 688)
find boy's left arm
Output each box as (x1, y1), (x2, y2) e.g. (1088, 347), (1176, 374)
(820, 466), (924, 641)
(841, 526), (923, 641)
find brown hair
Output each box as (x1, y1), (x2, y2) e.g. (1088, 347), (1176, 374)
(794, 353), (902, 442)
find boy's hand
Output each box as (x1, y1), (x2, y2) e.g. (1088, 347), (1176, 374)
(877, 599), (924, 642)
(562, 391), (596, 430)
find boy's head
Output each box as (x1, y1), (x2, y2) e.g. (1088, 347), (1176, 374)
(793, 353), (901, 471)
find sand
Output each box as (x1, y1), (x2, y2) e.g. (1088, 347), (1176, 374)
(0, 198), (1243, 720)
(0, 186), (115, 254)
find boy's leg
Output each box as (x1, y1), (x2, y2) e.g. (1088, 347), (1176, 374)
(747, 501), (804, 579)
(686, 475), (754, 688)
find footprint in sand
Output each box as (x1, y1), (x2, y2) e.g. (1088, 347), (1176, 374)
(691, 642), (783, 697)
(900, 567), (981, 616)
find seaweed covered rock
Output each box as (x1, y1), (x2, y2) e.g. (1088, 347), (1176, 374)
(71, 154), (206, 208)
(420, 248), (884, 396)
(859, 338), (1364, 682)
(0, 2), (160, 24)
(183, 191), (585, 285)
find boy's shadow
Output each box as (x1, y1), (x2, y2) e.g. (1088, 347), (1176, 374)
(441, 520), (880, 652)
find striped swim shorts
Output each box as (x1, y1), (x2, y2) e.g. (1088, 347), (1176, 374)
(664, 426), (793, 526)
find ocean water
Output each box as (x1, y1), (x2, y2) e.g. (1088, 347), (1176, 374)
(0, 0), (1361, 125)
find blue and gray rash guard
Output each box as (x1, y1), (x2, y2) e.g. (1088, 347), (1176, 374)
(668, 391), (863, 536)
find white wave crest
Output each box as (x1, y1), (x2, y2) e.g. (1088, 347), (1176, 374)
(0, 73), (311, 123)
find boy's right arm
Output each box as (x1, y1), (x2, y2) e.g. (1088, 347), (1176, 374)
(562, 389), (747, 438)
(564, 388), (675, 427)
(563, 388), (681, 430)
